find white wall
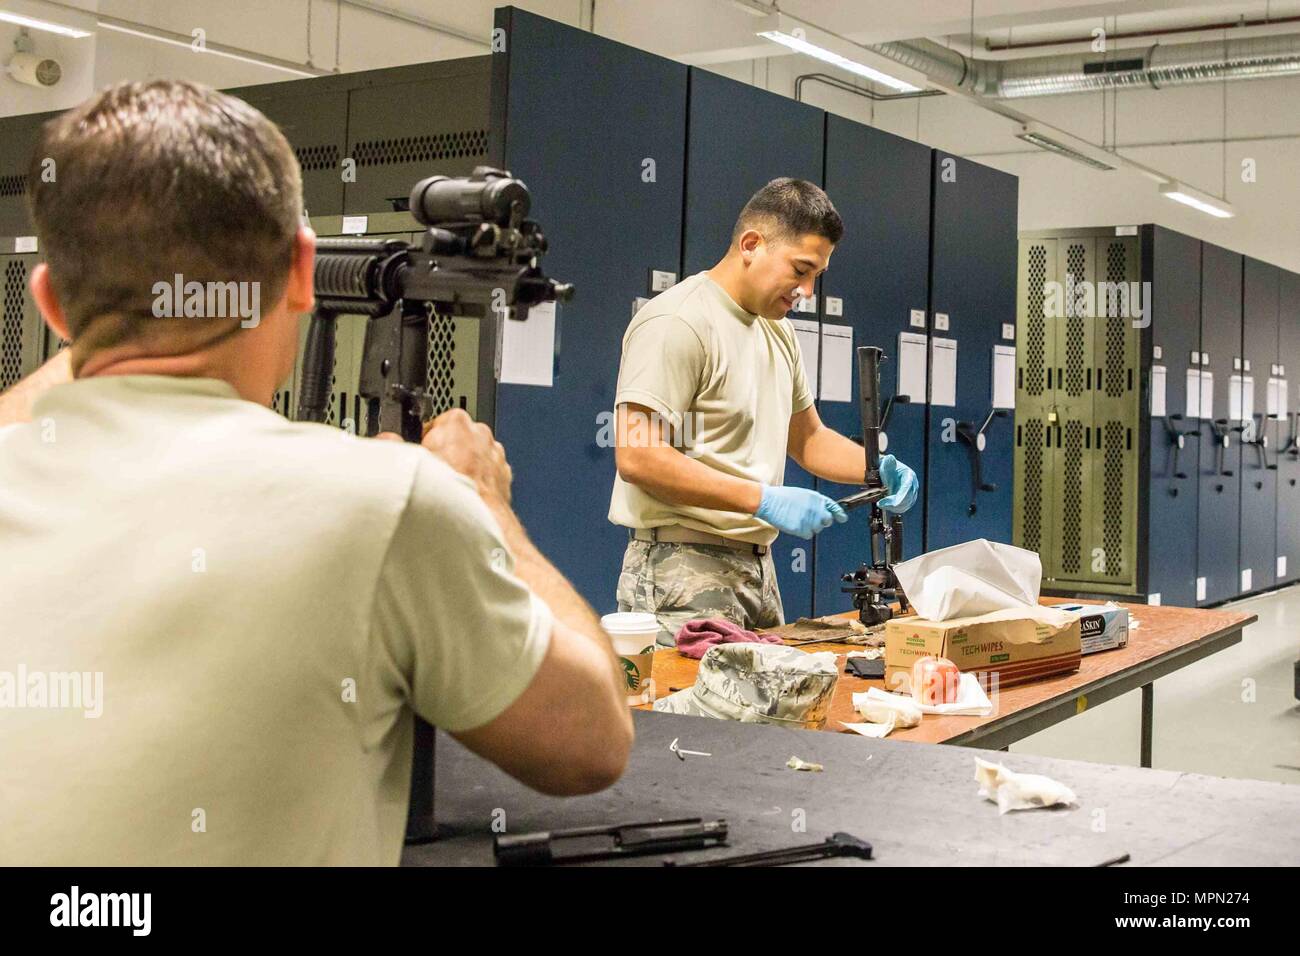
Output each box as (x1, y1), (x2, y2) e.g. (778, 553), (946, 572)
(2, 0), (1297, 271)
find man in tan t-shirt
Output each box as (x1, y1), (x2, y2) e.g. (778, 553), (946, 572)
(610, 179), (918, 644)
(0, 80), (631, 864)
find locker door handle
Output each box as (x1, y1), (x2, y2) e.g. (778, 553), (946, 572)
(1163, 413), (1199, 480)
(1210, 418), (1243, 477)
(955, 409), (1011, 516)
(1241, 413), (1276, 471)
(1281, 413), (1299, 458)
(881, 394), (911, 431)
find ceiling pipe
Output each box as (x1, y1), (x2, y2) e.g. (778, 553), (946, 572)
(867, 32), (1300, 98)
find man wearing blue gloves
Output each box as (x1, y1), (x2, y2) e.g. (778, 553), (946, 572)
(609, 178), (918, 645)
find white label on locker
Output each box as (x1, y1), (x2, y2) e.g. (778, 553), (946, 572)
(649, 270), (676, 292)
(1185, 369), (1202, 419)
(791, 318), (820, 399)
(1191, 351), (1201, 365)
(1202, 352), (1211, 366)
(1196, 577), (1207, 602)
(795, 295), (817, 314)
(341, 215), (368, 234)
(1115, 225), (1138, 236)
(819, 324), (854, 402)
(1148, 592), (1161, 606)
(631, 296), (650, 317)
(1153, 345), (1163, 360)
(499, 301), (556, 387)
(909, 309), (926, 329)
(1241, 568), (1252, 592)
(1228, 374), (1242, 420)
(1151, 365), (1167, 417)
(992, 345), (1016, 410)
(930, 337), (958, 407)
(1278, 556), (1287, 578)
(1245, 359), (1252, 372)
(1001, 323), (1015, 341)
(825, 297), (843, 317)
(1266, 378), (1280, 417)
(14, 236), (37, 253)
(1233, 357), (1241, 371)
(934, 312), (950, 331)
(897, 332), (928, 404)
(1199, 370), (1214, 419)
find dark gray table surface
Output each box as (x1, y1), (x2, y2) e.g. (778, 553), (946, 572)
(402, 710), (1300, 867)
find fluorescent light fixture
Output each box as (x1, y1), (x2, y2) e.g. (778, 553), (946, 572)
(96, 16), (327, 78)
(0, 0), (94, 37)
(1016, 122), (1118, 171)
(757, 13), (924, 93)
(1159, 181), (1235, 218)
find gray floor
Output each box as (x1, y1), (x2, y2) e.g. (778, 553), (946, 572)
(1009, 584), (1300, 784)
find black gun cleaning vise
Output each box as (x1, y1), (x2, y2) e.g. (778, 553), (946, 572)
(838, 346), (908, 627)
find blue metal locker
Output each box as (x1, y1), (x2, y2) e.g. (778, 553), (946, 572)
(925, 153), (1019, 552)
(1240, 257), (1280, 594)
(680, 68), (825, 620)
(815, 115), (931, 615)
(1278, 269), (1300, 584)
(490, 8), (688, 610)
(1144, 226), (1202, 607)
(1196, 243), (1244, 605)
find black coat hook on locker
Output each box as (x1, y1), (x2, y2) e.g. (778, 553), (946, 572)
(955, 408), (1011, 516)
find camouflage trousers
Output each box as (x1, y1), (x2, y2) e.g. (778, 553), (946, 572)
(616, 538), (785, 647)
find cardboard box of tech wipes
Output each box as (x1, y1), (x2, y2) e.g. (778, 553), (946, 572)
(884, 605), (1081, 692)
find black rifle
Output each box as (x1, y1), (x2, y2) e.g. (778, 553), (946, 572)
(838, 346), (908, 626)
(296, 167), (573, 842)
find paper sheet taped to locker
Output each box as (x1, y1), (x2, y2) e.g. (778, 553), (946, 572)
(897, 332), (928, 404)
(930, 337), (957, 407)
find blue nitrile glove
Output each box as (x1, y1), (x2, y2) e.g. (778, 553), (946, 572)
(877, 454), (918, 514)
(754, 485), (847, 539)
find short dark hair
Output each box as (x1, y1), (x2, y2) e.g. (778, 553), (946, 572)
(731, 178), (843, 245)
(28, 80), (302, 368)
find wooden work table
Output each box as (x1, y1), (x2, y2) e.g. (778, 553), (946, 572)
(638, 600), (1256, 765)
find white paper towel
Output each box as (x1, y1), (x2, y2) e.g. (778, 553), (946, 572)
(894, 539), (1042, 621)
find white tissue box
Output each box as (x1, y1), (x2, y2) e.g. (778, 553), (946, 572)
(1055, 603), (1129, 655)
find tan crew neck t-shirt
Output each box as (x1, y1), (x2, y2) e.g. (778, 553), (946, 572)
(0, 375), (551, 865)
(608, 272), (814, 546)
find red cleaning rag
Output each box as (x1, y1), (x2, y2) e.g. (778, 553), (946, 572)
(674, 617), (784, 660)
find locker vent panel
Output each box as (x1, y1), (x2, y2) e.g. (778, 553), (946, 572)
(0, 174), (26, 198)
(1103, 421), (1126, 576)
(1022, 419), (1044, 552)
(3, 259), (27, 390)
(294, 145), (341, 172)
(427, 310), (456, 417)
(1062, 421), (1084, 575)
(1025, 244), (1046, 396)
(352, 130), (488, 167)
(1104, 242), (1128, 397)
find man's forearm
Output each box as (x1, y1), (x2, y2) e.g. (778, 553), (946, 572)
(798, 425), (869, 485)
(620, 445), (763, 515)
(0, 350), (72, 427)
